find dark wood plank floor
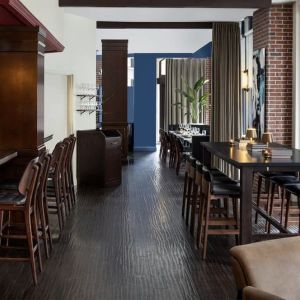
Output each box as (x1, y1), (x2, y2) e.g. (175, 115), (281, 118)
(0, 151), (237, 300)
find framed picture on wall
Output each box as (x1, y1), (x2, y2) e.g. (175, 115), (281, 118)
(252, 48), (266, 139)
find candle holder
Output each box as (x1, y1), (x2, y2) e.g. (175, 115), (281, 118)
(246, 128), (257, 143)
(262, 149), (272, 159)
(229, 139), (235, 146)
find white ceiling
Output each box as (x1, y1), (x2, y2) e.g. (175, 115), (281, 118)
(64, 7), (257, 54)
(65, 7), (256, 22)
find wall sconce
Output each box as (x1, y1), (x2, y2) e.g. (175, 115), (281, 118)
(242, 69), (249, 92)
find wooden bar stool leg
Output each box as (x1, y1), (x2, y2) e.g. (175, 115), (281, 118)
(182, 172), (188, 217)
(280, 188), (286, 226)
(185, 177), (193, 226)
(202, 196), (211, 260)
(38, 199), (49, 259)
(285, 192), (291, 229)
(267, 182), (276, 233)
(233, 198), (239, 245)
(255, 175), (262, 224)
(25, 213), (38, 285)
(32, 212), (43, 273)
(190, 183), (198, 236)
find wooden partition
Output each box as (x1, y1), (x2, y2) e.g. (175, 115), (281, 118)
(0, 26), (45, 154)
(102, 39), (129, 159)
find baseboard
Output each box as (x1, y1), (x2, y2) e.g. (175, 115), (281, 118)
(134, 146), (157, 152)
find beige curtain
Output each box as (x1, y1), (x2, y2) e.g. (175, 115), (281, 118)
(165, 58), (206, 129)
(67, 75), (74, 135)
(212, 23), (241, 177)
(212, 23), (241, 142)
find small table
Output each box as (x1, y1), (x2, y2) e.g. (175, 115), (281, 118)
(201, 142), (300, 244)
(0, 151), (17, 166)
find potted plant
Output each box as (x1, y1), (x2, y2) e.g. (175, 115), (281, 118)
(175, 77), (210, 124)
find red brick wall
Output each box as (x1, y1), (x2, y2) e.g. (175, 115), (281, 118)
(253, 4), (293, 145)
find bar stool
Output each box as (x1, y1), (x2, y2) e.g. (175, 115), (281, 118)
(266, 175), (299, 232)
(193, 164), (238, 244)
(68, 135), (76, 206)
(199, 170), (240, 259)
(37, 153), (53, 258)
(175, 137), (190, 176)
(281, 184), (300, 231)
(182, 157), (196, 226)
(182, 156), (191, 217)
(0, 158), (42, 285)
(47, 142), (66, 232)
(168, 133), (176, 168)
(255, 172), (296, 224)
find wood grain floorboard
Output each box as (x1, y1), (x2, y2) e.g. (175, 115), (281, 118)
(0, 152), (237, 300)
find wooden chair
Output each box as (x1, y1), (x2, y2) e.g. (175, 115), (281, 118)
(183, 157), (196, 226)
(199, 170), (240, 259)
(47, 142), (66, 232)
(175, 137), (190, 176)
(0, 158), (42, 285)
(67, 135), (76, 207)
(168, 133), (176, 168)
(37, 153), (53, 259)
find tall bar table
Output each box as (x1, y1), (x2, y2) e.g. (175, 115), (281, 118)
(201, 142), (300, 244)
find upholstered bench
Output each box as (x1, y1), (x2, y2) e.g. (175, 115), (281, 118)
(230, 236), (300, 300)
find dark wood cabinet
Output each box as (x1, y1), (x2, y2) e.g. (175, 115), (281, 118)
(77, 130), (122, 187)
(101, 40), (129, 159)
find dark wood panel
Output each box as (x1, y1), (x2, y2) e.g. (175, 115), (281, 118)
(102, 123), (129, 160)
(102, 40), (128, 124)
(0, 1), (64, 53)
(97, 21), (213, 29)
(0, 27), (44, 152)
(60, 0), (271, 8)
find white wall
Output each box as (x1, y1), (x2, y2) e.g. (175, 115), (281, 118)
(44, 73), (68, 151)
(97, 29), (212, 54)
(66, 7), (255, 53)
(20, 0), (97, 140)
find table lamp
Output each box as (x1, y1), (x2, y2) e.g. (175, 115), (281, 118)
(262, 132), (273, 147)
(246, 128), (257, 142)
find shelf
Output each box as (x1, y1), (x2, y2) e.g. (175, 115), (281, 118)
(76, 109), (102, 115)
(76, 94), (100, 100)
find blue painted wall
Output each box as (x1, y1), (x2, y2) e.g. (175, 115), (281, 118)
(96, 42), (212, 152)
(133, 53), (192, 151)
(128, 86), (134, 123)
(192, 42), (212, 58)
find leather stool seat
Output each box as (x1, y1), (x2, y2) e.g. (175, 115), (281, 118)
(212, 183), (240, 196)
(0, 192), (25, 205)
(271, 176), (299, 186)
(285, 183), (300, 195)
(259, 172), (295, 178)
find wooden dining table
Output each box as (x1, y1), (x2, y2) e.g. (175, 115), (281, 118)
(201, 142), (300, 244)
(0, 150), (17, 166)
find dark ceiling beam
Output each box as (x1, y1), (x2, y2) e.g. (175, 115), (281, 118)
(97, 22), (213, 29)
(59, 0), (271, 8)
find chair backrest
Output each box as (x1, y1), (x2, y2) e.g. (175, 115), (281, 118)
(201, 170), (211, 198)
(67, 135), (76, 170)
(38, 153), (52, 200)
(18, 158), (39, 195)
(62, 138), (72, 172)
(51, 141), (65, 177)
(18, 158), (40, 210)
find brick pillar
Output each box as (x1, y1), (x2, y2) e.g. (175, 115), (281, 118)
(253, 4), (293, 145)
